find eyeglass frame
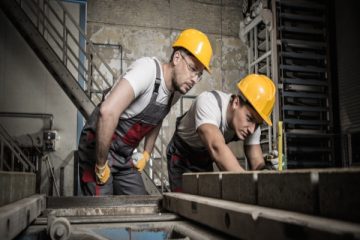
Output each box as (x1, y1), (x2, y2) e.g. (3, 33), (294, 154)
(179, 52), (203, 80)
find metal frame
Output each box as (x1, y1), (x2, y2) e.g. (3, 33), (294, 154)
(241, 5), (277, 155)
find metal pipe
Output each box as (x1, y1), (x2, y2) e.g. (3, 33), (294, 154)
(278, 121), (283, 171)
(0, 112), (54, 129)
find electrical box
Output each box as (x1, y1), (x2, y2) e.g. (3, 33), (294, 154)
(43, 130), (57, 151)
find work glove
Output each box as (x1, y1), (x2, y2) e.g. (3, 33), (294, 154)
(260, 160), (277, 170)
(132, 151), (150, 172)
(263, 150), (279, 170)
(95, 160), (111, 184)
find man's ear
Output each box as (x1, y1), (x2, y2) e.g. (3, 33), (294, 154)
(232, 96), (240, 109)
(173, 51), (181, 65)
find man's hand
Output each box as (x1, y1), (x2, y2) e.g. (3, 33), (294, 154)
(262, 150), (278, 170)
(95, 160), (111, 184)
(259, 160), (277, 170)
(132, 151), (150, 172)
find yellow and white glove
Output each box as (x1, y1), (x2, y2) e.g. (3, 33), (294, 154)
(132, 151), (150, 172)
(95, 160), (111, 184)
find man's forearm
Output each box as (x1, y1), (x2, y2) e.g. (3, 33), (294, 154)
(245, 144), (264, 170)
(197, 124), (245, 172)
(144, 124), (162, 153)
(96, 114), (117, 166)
(210, 144), (245, 171)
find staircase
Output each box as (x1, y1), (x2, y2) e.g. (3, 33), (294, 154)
(240, 1), (277, 156)
(0, 123), (35, 172)
(0, 0), (115, 119)
(0, 0), (169, 194)
(241, 0), (335, 168)
(276, 0), (335, 167)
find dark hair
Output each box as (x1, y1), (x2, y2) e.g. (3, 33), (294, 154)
(169, 47), (194, 62)
(231, 94), (247, 106)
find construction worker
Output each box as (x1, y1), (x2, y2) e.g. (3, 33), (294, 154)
(166, 74), (276, 192)
(78, 29), (213, 195)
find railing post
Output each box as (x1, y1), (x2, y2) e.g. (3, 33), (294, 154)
(42, 0), (46, 36)
(11, 152), (15, 171)
(0, 141), (3, 170)
(160, 128), (164, 193)
(62, 10), (67, 65)
(88, 53), (93, 98)
(36, 0), (40, 29)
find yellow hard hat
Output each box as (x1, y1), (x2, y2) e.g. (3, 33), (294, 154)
(237, 74), (276, 126)
(172, 28), (213, 72)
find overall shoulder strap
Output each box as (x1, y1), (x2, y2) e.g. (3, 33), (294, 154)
(209, 90), (223, 130)
(153, 58), (161, 93)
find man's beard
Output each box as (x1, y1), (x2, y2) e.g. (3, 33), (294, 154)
(172, 78), (183, 93)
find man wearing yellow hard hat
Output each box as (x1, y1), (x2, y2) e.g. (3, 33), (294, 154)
(166, 74), (276, 192)
(78, 29), (213, 195)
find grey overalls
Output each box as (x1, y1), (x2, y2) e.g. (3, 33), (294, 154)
(78, 59), (174, 195)
(166, 91), (238, 192)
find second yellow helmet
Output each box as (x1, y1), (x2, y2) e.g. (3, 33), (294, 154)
(237, 74), (276, 126)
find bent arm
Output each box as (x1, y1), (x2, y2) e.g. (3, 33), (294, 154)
(197, 124), (245, 172)
(245, 144), (265, 170)
(96, 79), (135, 166)
(144, 122), (162, 154)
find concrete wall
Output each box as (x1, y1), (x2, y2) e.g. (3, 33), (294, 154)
(87, 0), (248, 160)
(0, 2), (80, 196)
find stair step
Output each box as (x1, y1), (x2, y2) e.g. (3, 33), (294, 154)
(278, 0), (325, 10)
(282, 91), (327, 99)
(258, 29), (267, 39)
(286, 160), (334, 168)
(280, 12), (325, 23)
(279, 26), (325, 35)
(284, 84), (326, 93)
(287, 146), (332, 153)
(258, 64), (269, 74)
(284, 118), (330, 125)
(280, 51), (325, 60)
(286, 131), (334, 137)
(283, 105), (328, 112)
(258, 40), (268, 51)
(282, 77), (329, 86)
(282, 39), (326, 49)
(280, 64), (326, 73)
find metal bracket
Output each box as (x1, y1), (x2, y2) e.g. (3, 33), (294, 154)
(241, 9), (273, 38)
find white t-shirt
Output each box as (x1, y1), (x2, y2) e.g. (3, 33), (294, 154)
(177, 90), (261, 149)
(108, 57), (181, 119)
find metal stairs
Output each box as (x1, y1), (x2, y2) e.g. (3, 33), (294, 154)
(0, 0), (169, 194)
(0, 0), (108, 119)
(0, 123), (36, 172)
(276, 0), (335, 167)
(241, 0), (335, 168)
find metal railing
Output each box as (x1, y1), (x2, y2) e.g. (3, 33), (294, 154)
(146, 133), (171, 192)
(0, 124), (36, 172)
(241, 4), (277, 157)
(17, 0), (116, 104)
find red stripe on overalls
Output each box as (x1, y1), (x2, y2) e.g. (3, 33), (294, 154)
(121, 122), (154, 147)
(95, 185), (100, 196)
(82, 168), (95, 182)
(87, 131), (96, 142)
(171, 154), (180, 162)
(173, 187), (183, 192)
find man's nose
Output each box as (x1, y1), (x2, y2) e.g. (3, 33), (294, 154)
(190, 75), (198, 85)
(248, 123), (256, 134)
